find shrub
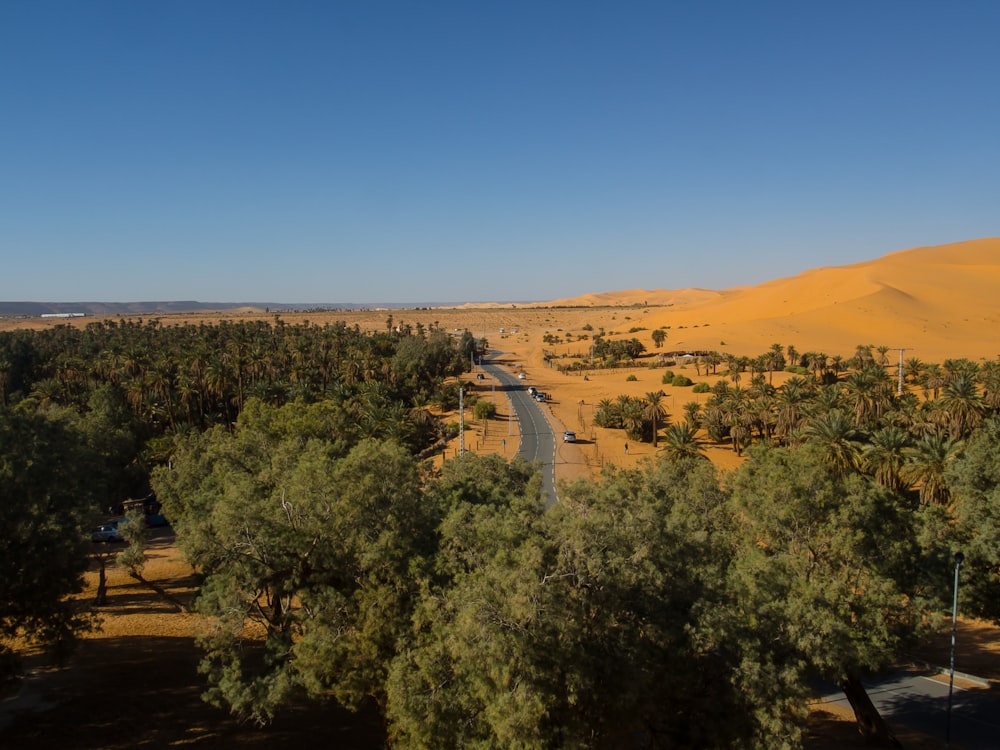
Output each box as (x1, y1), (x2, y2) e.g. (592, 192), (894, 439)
(671, 375), (694, 387)
(626, 374), (638, 382)
(473, 401), (497, 420)
(692, 382), (711, 393)
(661, 371), (675, 384)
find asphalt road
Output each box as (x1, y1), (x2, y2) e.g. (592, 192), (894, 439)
(479, 355), (558, 506)
(816, 668), (1000, 749)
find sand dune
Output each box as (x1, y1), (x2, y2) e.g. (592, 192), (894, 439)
(592, 238), (1000, 363)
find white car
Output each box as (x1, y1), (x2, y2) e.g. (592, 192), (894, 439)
(518, 372), (527, 380)
(90, 521), (123, 543)
(563, 431), (577, 443)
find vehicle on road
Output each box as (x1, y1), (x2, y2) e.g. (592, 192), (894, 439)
(90, 521), (123, 543)
(563, 431), (576, 442)
(527, 386), (537, 396)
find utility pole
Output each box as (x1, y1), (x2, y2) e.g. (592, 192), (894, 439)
(459, 385), (465, 456)
(947, 551), (965, 747)
(895, 347), (912, 395)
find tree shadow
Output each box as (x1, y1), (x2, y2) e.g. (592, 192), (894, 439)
(0, 634), (384, 749)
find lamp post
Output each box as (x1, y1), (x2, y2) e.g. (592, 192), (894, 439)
(946, 550), (965, 747)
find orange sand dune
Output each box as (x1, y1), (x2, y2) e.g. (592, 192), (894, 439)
(587, 238), (1000, 363)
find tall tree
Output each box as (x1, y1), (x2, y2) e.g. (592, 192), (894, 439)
(946, 418), (1000, 623)
(0, 403), (97, 677)
(725, 444), (926, 746)
(153, 404), (437, 724)
(643, 390), (667, 447)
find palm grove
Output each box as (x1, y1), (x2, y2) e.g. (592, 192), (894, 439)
(2, 319), (999, 747)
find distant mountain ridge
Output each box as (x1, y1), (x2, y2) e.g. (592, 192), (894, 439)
(0, 301), (482, 316)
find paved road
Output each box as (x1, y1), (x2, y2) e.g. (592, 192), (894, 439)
(479, 355), (558, 506)
(816, 668), (1000, 749)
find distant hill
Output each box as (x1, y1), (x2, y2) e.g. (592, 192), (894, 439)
(0, 301), (471, 317)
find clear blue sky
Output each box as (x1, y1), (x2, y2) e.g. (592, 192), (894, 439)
(2, 1), (998, 303)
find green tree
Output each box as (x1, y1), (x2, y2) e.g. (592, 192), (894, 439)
(862, 426), (912, 493)
(0, 403), (96, 677)
(389, 453), (760, 748)
(153, 406), (437, 724)
(473, 399), (497, 420)
(725, 444), (927, 745)
(803, 408), (863, 476)
(947, 418), (1000, 623)
(659, 422), (706, 461)
(643, 390), (667, 447)
(903, 431), (963, 506)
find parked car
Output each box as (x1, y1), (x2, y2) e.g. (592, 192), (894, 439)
(563, 431), (577, 443)
(518, 372), (527, 380)
(91, 521), (123, 543)
(527, 386), (537, 396)
(535, 393), (546, 402)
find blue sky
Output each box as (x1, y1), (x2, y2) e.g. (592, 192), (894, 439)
(2, 1), (998, 303)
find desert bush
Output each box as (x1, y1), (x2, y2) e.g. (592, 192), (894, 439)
(661, 371), (675, 385)
(626, 374), (638, 382)
(473, 401), (497, 420)
(692, 382), (711, 393)
(671, 375), (694, 387)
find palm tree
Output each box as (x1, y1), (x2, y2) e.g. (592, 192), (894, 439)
(786, 344), (799, 369)
(594, 398), (619, 429)
(619, 397), (646, 441)
(937, 374), (984, 439)
(852, 344), (874, 369)
(722, 388), (752, 455)
(903, 357), (924, 388)
(682, 401), (702, 429)
(862, 426), (911, 493)
(978, 358), (1000, 410)
(843, 368), (883, 429)
(902, 432), (962, 505)
(774, 378), (808, 441)
(643, 391), (668, 447)
(659, 423), (706, 461)
(875, 345), (891, 367)
(919, 363), (946, 400)
(766, 343), (785, 384)
(803, 409), (863, 476)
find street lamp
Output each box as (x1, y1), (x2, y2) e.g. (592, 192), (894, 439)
(946, 550), (965, 748)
